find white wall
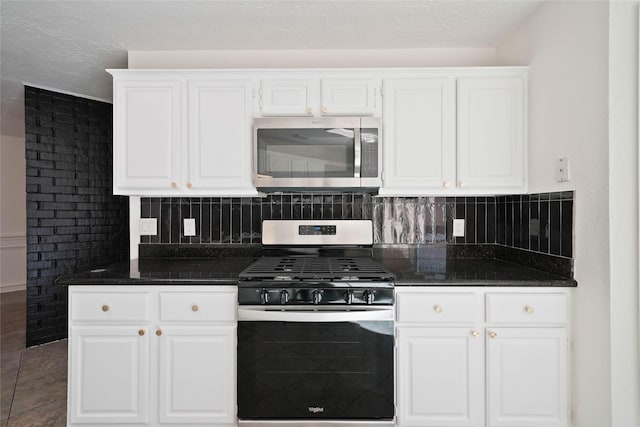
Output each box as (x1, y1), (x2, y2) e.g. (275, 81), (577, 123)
(497, 1), (639, 427)
(0, 134), (26, 292)
(609, 1), (640, 425)
(128, 47), (498, 68)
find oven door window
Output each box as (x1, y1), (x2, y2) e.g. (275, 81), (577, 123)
(237, 320), (394, 420)
(257, 128), (355, 178)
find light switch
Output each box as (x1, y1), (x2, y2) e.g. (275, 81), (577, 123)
(140, 218), (157, 236)
(453, 219), (465, 237)
(184, 218), (196, 237)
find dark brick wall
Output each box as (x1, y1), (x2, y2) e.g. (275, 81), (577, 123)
(25, 86), (129, 346)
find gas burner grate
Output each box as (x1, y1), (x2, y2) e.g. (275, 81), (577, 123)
(239, 256), (393, 280)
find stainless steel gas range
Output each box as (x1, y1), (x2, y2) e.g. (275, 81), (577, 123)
(237, 220), (395, 427)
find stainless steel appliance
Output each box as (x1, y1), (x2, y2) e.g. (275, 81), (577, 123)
(253, 117), (381, 191)
(237, 220), (394, 427)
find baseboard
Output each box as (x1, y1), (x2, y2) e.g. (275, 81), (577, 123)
(0, 283), (26, 293)
(0, 235), (26, 249)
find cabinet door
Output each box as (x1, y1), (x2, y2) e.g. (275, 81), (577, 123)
(187, 80), (255, 194)
(113, 79), (182, 194)
(321, 78), (376, 115)
(69, 325), (150, 424)
(381, 78), (455, 194)
(260, 79), (316, 116)
(396, 327), (483, 426)
(457, 77), (525, 191)
(158, 325), (236, 424)
(486, 328), (568, 427)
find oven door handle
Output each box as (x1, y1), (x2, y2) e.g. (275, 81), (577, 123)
(237, 306), (394, 322)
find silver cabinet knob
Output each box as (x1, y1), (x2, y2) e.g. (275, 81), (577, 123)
(524, 305), (535, 314)
(489, 331), (497, 339)
(433, 304), (443, 314)
(471, 330), (480, 338)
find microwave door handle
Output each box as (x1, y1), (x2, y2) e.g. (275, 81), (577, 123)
(354, 128), (361, 178)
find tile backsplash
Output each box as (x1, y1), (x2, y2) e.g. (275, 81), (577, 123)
(141, 191), (574, 259)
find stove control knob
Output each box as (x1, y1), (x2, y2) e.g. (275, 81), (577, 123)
(259, 289), (270, 305)
(280, 290), (290, 305)
(363, 290), (375, 305)
(312, 290), (323, 305)
(344, 290), (354, 304)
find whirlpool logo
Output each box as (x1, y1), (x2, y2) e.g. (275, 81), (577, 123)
(308, 406), (324, 414)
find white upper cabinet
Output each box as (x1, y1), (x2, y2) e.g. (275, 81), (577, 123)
(113, 78), (182, 193)
(187, 79), (254, 194)
(109, 68), (525, 197)
(380, 69), (527, 195)
(320, 78), (377, 115)
(457, 76), (526, 190)
(259, 77), (379, 116)
(110, 71), (258, 196)
(260, 79), (316, 116)
(381, 78), (455, 193)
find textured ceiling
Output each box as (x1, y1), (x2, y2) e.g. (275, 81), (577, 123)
(0, 0), (543, 136)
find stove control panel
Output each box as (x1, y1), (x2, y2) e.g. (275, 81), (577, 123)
(298, 225), (337, 236)
(238, 285), (394, 306)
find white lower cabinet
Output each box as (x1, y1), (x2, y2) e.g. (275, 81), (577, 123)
(157, 325), (236, 424)
(397, 327), (484, 426)
(69, 325), (150, 424)
(395, 288), (570, 427)
(486, 327), (568, 427)
(68, 286), (237, 427)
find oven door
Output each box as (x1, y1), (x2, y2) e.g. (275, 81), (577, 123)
(237, 306), (394, 425)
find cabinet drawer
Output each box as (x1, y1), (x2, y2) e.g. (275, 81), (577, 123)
(71, 291), (151, 322)
(159, 291), (236, 322)
(396, 292), (478, 323)
(486, 293), (567, 325)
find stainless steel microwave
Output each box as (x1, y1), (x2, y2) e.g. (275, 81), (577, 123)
(253, 117), (381, 191)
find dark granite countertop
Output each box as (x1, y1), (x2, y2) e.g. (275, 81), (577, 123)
(56, 254), (576, 287)
(379, 257), (576, 287)
(56, 257), (257, 286)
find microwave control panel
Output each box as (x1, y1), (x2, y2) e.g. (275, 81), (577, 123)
(360, 129), (379, 178)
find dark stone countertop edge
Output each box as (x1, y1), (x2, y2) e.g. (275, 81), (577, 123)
(56, 259), (577, 288)
(394, 279), (577, 287)
(57, 278), (239, 286)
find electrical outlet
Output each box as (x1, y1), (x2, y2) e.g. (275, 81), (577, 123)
(556, 157), (570, 182)
(453, 219), (465, 237)
(184, 218), (196, 237)
(140, 218), (157, 236)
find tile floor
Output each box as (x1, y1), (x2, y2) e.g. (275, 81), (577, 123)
(1, 290), (67, 426)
